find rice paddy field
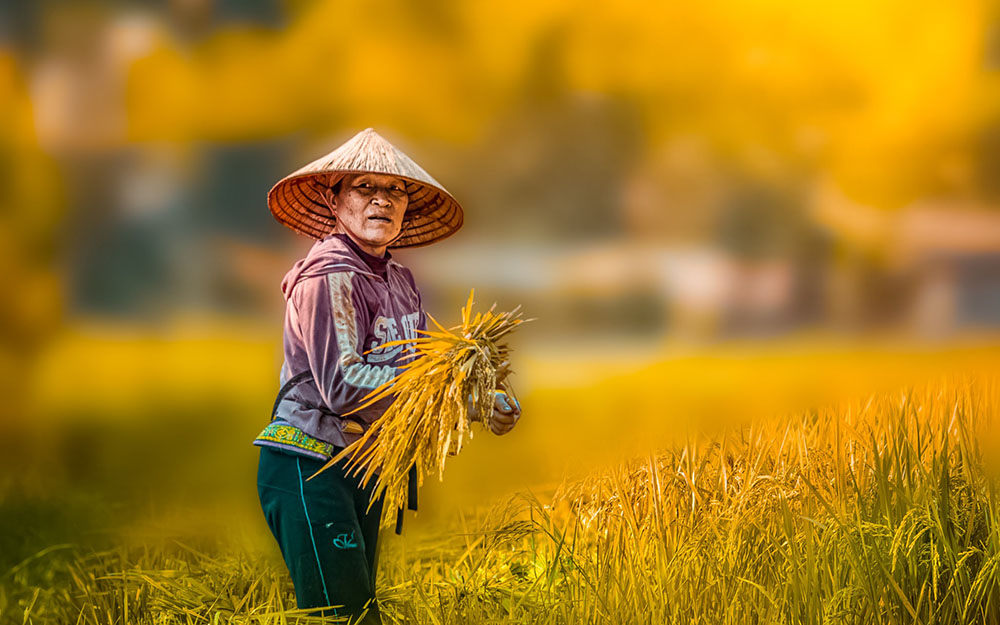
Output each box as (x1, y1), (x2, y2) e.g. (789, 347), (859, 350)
(3, 326), (1000, 624)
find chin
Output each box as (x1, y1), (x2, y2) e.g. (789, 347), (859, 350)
(367, 227), (401, 242)
(360, 233), (398, 248)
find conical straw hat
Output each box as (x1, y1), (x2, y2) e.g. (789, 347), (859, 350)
(268, 128), (464, 248)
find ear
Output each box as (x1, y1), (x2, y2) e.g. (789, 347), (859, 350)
(320, 185), (338, 216)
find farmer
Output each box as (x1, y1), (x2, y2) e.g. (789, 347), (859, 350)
(253, 128), (521, 623)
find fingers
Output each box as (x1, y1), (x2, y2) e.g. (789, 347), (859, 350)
(467, 390), (523, 434)
(490, 421), (514, 436)
(494, 391), (522, 415)
(488, 403), (520, 435)
(495, 393), (514, 415)
(491, 410), (518, 426)
(468, 391), (521, 424)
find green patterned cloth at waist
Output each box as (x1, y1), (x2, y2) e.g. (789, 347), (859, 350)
(253, 420), (339, 461)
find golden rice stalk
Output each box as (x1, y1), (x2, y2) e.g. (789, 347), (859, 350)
(313, 289), (530, 526)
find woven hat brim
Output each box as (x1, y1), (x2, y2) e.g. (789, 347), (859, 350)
(268, 128), (465, 248)
(268, 171), (463, 248)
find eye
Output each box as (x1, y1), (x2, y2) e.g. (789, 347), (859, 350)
(390, 185), (402, 192)
(357, 182), (372, 188)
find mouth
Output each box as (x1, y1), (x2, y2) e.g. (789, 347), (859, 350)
(367, 215), (393, 223)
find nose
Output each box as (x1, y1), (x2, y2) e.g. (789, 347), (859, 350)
(370, 192), (390, 207)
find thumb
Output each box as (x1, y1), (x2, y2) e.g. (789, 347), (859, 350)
(496, 391), (520, 414)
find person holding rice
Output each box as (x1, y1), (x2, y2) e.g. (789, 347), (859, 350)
(253, 128), (521, 623)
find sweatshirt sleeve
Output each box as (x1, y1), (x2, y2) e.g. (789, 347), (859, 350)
(403, 265), (428, 338)
(292, 272), (399, 416)
(416, 283), (428, 335)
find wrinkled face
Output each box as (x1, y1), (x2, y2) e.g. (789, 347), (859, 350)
(326, 173), (409, 256)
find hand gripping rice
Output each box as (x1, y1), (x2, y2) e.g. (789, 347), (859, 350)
(312, 290), (530, 526)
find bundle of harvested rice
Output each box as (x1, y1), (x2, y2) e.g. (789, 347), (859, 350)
(313, 289), (529, 525)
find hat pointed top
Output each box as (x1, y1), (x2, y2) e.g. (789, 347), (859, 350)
(297, 128), (445, 191)
(267, 128), (463, 247)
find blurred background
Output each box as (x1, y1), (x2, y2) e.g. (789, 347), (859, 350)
(3, 0), (1000, 586)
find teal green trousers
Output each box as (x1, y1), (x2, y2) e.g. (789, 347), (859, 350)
(256, 446), (384, 623)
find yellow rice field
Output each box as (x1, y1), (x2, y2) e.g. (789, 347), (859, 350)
(2, 328), (999, 623)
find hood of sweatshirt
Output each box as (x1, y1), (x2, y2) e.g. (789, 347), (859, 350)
(280, 234), (389, 300)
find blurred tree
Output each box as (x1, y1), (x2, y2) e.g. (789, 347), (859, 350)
(466, 25), (642, 241)
(7, 0), (1000, 335)
(0, 53), (62, 415)
(974, 117), (1000, 205)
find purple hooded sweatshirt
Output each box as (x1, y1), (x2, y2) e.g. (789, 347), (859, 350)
(272, 233), (426, 449)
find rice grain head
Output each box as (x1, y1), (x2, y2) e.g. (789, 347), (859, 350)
(311, 289), (531, 527)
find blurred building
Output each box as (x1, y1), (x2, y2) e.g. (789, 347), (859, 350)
(899, 205), (1000, 335)
(408, 239), (823, 342)
(815, 185), (1000, 335)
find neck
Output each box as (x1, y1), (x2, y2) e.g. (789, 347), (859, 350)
(336, 229), (386, 258)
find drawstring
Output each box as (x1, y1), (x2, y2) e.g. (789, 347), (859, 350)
(271, 370), (418, 534)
